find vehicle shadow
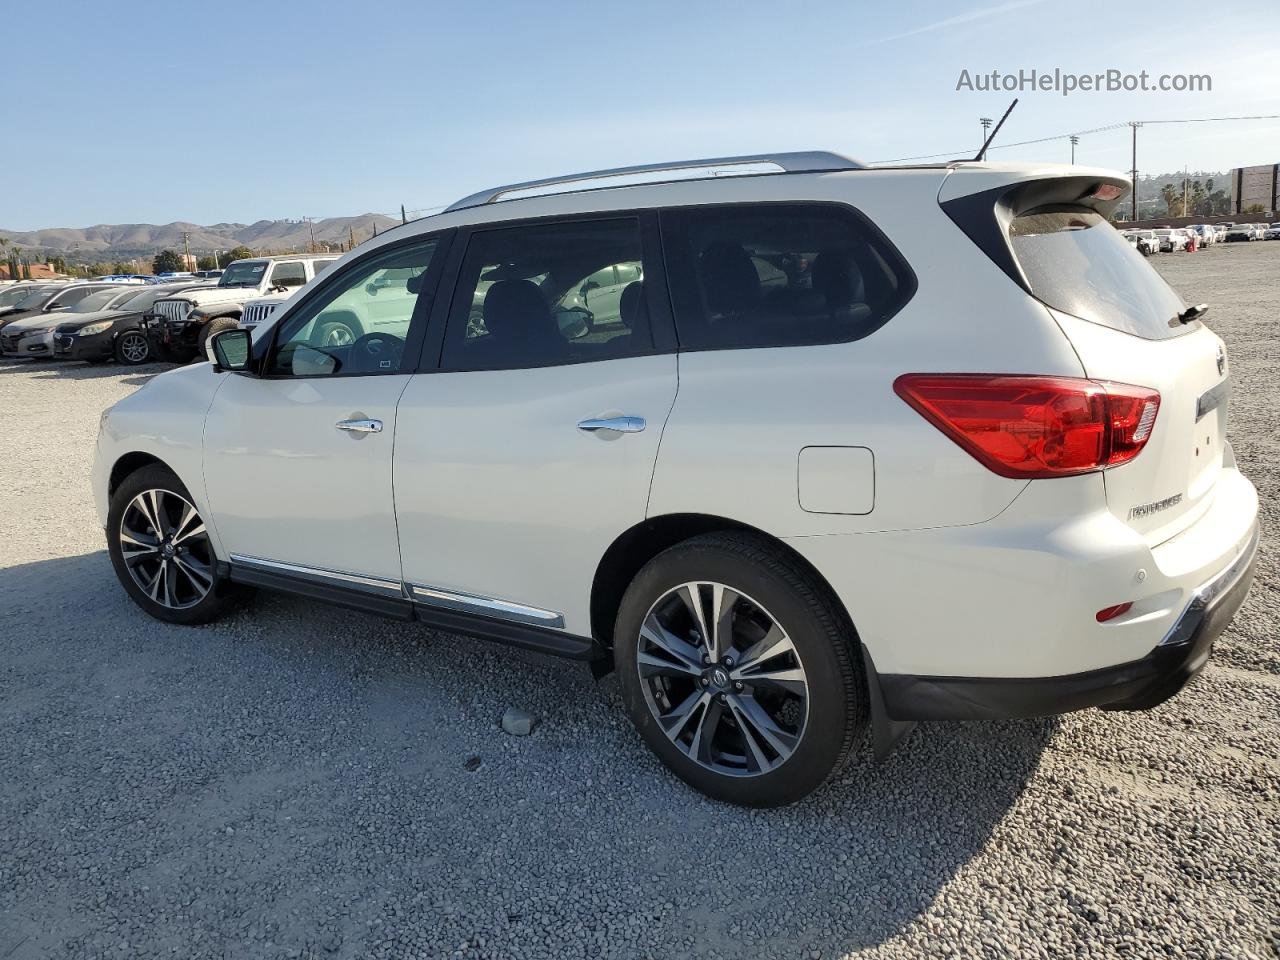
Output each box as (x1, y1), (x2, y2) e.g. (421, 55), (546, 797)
(0, 358), (176, 383)
(0, 550), (1056, 959)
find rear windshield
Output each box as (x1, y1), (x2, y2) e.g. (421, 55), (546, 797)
(1009, 208), (1188, 340)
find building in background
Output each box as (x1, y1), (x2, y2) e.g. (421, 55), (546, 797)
(1229, 163), (1278, 214)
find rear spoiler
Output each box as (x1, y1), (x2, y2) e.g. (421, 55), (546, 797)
(940, 174), (1131, 294)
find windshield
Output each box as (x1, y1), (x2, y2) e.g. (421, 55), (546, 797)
(115, 287), (175, 312)
(1009, 207), (1188, 340)
(71, 289), (128, 313)
(218, 261), (267, 288)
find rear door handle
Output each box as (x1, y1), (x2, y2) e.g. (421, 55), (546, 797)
(336, 418), (383, 434)
(577, 415), (646, 434)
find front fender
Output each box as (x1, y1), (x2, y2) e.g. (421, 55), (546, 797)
(92, 363), (229, 558)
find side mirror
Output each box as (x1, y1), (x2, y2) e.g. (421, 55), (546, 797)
(209, 328), (252, 372)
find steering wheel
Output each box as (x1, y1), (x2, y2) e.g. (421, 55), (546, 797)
(346, 332), (404, 373)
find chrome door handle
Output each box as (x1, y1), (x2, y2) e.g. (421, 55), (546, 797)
(336, 418), (383, 434)
(577, 415), (646, 434)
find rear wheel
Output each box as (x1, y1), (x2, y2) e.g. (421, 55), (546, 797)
(614, 533), (866, 807)
(113, 329), (151, 365)
(107, 464), (249, 625)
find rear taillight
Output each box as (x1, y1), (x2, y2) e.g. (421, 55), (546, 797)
(893, 374), (1160, 479)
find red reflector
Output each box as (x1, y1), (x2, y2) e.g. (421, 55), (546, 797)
(1096, 602), (1133, 623)
(1092, 183), (1125, 201)
(893, 375), (1160, 479)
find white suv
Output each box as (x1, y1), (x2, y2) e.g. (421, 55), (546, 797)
(92, 153), (1259, 807)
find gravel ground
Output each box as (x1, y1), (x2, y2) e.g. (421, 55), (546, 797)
(1, 244), (1277, 960)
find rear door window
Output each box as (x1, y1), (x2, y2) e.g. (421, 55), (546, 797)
(661, 203), (914, 351)
(1009, 208), (1188, 339)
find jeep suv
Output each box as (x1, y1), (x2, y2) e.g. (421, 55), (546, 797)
(93, 153), (1258, 806)
(143, 254), (337, 361)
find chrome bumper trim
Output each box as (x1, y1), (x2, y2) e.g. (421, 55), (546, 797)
(1159, 522), (1260, 647)
(228, 554), (404, 596)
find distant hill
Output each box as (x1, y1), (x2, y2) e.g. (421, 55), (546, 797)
(0, 214), (401, 260)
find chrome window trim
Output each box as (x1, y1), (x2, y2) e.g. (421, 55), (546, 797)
(407, 584), (565, 629)
(228, 554), (404, 597)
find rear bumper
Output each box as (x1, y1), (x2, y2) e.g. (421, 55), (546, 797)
(877, 520), (1259, 720)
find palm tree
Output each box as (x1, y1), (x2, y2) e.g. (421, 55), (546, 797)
(1161, 183), (1180, 217)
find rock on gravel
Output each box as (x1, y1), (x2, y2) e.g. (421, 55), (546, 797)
(0, 243), (1277, 960)
(501, 707), (537, 736)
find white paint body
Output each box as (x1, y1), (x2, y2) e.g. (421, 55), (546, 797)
(93, 161), (1258, 683)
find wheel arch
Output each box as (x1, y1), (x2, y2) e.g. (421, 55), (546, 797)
(589, 513), (856, 650)
(108, 451), (168, 498)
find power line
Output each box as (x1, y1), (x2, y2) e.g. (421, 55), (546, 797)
(870, 114), (1280, 165)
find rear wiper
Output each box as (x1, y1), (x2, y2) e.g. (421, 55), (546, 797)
(1176, 303), (1209, 325)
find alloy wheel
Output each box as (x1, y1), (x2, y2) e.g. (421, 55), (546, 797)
(118, 489), (215, 609)
(119, 333), (149, 363)
(322, 324), (355, 347)
(636, 582), (809, 777)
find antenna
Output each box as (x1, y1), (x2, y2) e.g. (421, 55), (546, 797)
(973, 98), (1019, 161)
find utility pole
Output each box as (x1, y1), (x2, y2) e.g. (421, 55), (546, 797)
(979, 117), (992, 152)
(182, 231), (191, 271)
(304, 217), (317, 253)
(1069, 135), (1079, 165)
(1128, 121), (1142, 222)
(1182, 165), (1189, 217)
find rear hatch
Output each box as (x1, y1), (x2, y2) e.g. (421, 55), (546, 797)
(943, 170), (1229, 546)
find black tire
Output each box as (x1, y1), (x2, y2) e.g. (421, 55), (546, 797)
(614, 532), (867, 807)
(113, 329), (151, 365)
(198, 317), (240, 360)
(106, 464), (250, 625)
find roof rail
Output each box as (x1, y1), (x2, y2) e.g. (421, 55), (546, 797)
(444, 151), (864, 212)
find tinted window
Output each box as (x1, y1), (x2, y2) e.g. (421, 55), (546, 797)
(267, 240), (438, 377)
(312, 259), (337, 276)
(664, 204), (911, 351)
(1009, 208), (1188, 340)
(48, 287), (100, 310)
(441, 218), (650, 371)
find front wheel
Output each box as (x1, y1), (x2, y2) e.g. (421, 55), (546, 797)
(107, 464), (249, 625)
(614, 533), (867, 807)
(113, 329), (151, 365)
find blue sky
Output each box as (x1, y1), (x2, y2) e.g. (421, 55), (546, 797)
(5, 0), (1279, 230)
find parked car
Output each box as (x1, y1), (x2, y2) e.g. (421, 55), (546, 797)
(1265, 223), (1280, 240)
(1190, 224), (1216, 246)
(93, 154), (1258, 807)
(1179, 228), (1198, 252)
(0, 283), (47, 310)
(1224, 223), (1261, 242)
(0, 281), (118, 332)
(143, 254), (338, 362)
(1151, 228), (1186, 252)
(51, 281), (215, 365)
(1, 285), (157, 359)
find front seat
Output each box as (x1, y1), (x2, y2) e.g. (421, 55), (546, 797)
(476, 279), (562, 364)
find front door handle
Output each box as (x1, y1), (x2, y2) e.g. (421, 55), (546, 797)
(336, 418), (383, 434)
(577, 415), (646, 434)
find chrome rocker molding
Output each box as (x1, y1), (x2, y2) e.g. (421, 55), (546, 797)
(229, 554), (404, 596)
(407, 584), (565, 629)
(225, 555), (594, 661)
